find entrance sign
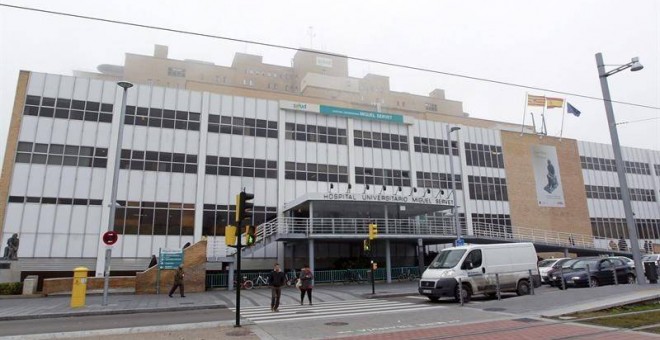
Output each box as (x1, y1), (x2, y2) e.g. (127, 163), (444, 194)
(280, 100), (408, 125)
(159, 249), (183, 269)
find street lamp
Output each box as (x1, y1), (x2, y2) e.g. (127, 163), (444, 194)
(595, 53), (645, 285)
(447, 125), (461, 245)
(102, 81), (133, 305)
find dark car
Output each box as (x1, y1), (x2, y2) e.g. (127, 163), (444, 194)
(549, 257), (635, 289)
(545, 258), (580, 286)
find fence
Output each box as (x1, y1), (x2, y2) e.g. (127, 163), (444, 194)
(205, 266), (422, 289)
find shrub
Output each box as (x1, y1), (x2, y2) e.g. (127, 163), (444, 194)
(0, 282), (23, 295)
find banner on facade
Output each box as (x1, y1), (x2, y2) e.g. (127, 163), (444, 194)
(531, 145), (565, 207)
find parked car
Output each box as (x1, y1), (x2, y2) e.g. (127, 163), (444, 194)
(642, 254), (660, 266)
(549, 257), (635, 289)
(613, 256), (635, 270)
(538, 258), (570, 284)
(544, 258), (578, 286)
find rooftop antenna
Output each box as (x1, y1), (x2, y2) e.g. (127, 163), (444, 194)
(307, 26), (316, 49)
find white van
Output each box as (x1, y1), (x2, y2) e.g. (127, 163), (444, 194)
(418, 243), (541, 302)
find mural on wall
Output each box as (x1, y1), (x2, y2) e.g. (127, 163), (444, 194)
(531, 145), (565, 207)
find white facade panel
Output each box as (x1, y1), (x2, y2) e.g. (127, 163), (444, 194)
(86, 206), (103, 234)
(170, 173), (184, 202)
(184, 174), (197, 203)
(173, 130), (187, 154)
(19, 233), (35, 258)
(67, 234), (84, 257)
(43, 74), (61, 98)
(187, 131), (199, 154)
(26, 72), (46, 96)
(70, 206), (88, 234)
(34, 234), (52, 257)
(26, 165), (46, 196)
(121, 235), (138, 258)
(19, 116), (38, 142)
(142, 172), (157, 201)
(127, 171), (144, 201)
(90, 168), (106, 199)
(156, 172), (171, 201)
(54, 205), (72, 233)
(9, 164), (29, 196)
(51, 234), (67, 257)
(66, 120), (83, 145)
(21, 204), (40, 233)
(34, 118), (53, 144)
(4, 204), (23, 233)
(136, 236), (152, 257)
(74, 167), (92, 197)
(146, 127), (160, 151)
(132, 126), (147, 150)
(37, 204), (56, 233)
(72, 77), (90, 101)
(83, 235), (99, 257)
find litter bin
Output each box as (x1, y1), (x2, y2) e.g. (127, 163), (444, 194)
(71, 267), (89, 308)
(644, 262), (658, 284)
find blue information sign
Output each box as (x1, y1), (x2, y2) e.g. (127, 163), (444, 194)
(320, 105), (404, 124)
(159, 249), (183, 269)
(455, 238), (465, 247)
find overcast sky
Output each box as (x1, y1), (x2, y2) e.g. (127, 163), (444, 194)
(1, 0), (658, 162)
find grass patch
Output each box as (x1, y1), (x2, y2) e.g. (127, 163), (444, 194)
(581, 310), (660, 329)
(559, 300), (660, 332)
(567, 299), (660, 319)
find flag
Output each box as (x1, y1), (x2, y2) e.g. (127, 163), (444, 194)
(567, 102), (581, 117)
(546, 97), (564, 109)
(527, 94), (545, 107)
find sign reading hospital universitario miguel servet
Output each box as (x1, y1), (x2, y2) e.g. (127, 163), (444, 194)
(280, 101), (405, 124)
(284, 192), (454, 206)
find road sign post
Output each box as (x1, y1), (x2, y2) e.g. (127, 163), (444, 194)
(101, 231), (118, 306)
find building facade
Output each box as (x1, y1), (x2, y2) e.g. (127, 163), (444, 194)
(2, 47), (659, 276)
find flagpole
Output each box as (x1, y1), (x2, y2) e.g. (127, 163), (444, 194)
(559, 100), (566, 141)
(541, 98), (547, 137)
(521, 93), (528, 135)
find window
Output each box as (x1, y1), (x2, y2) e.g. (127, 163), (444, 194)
(124, 105), (199, 131)
(354, 130), (408, 151)
(286, 162), (348, 183)
(120, 149), (198, 174)
(22, 95), (113, 122)
(416, 171), (462, 190)
(208, 114), (277, 138)
(168, 67), (186, 77)
(468, 176), (508, 201)
(285, 123), (347, 145)
(464, 143), (504, 168)
(356, 167), (410, 187)
(15, 142), (108, 168)
(425, 103), (438, 112)
(413, 137), (458, 156)
(202, 205), (276, 237)
(591, 217), (660, 240)
(206, 156), (277, 179)
(462, 250), (482, 269)
(114, 201), (195, 236)
(472, 213), (512, 237)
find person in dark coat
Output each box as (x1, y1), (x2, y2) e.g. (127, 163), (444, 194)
(618, 237), (628, 252)
(299, 264), (314, 305)
(168, 265), (185, 298)
(268, 263), (286, 312)
(148, 255), (158, 269)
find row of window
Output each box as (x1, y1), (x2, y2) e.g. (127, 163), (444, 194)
(113, 200), (194, 236)
(208, 115), (278, 138)
(585, 185), (657, 202)
(124, 106), (201, 131)
(472, 213), (513, 237)
(24, 96), (114, 123)
(591, 217), (660, 240)
(205, 157), (278, 178)
(416, 171), (463, 190)
(580, 156), (652, 175)
(285, 123), (348, 145)
(285, 162), (349, 183)
(16, 142), (108, 168)
(355, 167), (411, 187)
(354, 130), (409, 151)
(202, 205), (277, 237)
(413, 137), (458, 156)
(8, 196), (102, 205)
(464, 143), (504, 169)
(467, 175), (509, 201)
(119, 149), (198, 174)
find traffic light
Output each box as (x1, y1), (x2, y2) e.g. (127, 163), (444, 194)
(363, 239), (370, 252)
(225, 225), (237, 246)
(245, 225), (256, 246)
(235, 191), (254, 224)
(368, 223), (378, 240)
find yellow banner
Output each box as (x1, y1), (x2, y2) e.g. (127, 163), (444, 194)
(546, 97), (564, 109)
(527, 94), (546, 107)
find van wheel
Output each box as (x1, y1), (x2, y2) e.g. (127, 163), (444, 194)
(454, 284), (471, 303)
(516, 280), (531, 296)
(428, 296), (439, 302)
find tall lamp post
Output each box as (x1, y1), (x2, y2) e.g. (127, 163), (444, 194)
(595, 53), (645, 285)
(447, 125), (461, 245)
(102, 81), (134, 306)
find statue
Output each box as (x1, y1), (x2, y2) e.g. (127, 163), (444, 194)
(3, 234), (19, 260)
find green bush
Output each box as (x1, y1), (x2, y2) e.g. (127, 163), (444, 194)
(0, 282), (23, 295)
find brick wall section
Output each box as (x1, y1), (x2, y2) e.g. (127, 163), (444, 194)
(0, 71), (29, 240)
(135, 240), (207, 294)
(501, 132), (592, 236)
(43, 276), (135, 296)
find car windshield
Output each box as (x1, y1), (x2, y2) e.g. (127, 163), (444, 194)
(572, 259), (598, 270)
(538, 259), (557, 268)
(429, 249), (466, 269)
(561, 259), (580, 268)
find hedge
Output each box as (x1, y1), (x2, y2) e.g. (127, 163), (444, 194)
(0, 282), (23, 295)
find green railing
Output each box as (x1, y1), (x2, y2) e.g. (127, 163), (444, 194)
(206, 266), (422, 289)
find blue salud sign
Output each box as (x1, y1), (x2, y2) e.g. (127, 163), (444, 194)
(320, 105), (404, 124)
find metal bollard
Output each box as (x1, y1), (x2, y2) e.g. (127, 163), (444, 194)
(560, 266), (566, 290)
(528, 269), (535, 295)
(495, 273), (501, 301)
(612, 267), (618, 285)
(458, 277), (464, 306)
(586, 264), (592, 287)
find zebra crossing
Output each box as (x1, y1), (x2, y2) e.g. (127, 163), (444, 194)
(230, 298), (445, 324)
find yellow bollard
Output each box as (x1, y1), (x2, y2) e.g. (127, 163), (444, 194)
(70, 267), (89, 308)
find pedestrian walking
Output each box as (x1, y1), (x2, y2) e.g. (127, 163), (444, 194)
(618, 237), (628, 252)
(299, 264), (314, 305)
(268, 263), (286, 312)
(168, 265), (185, 298)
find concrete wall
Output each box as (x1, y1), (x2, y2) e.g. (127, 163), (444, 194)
(43, 276), (135, 296)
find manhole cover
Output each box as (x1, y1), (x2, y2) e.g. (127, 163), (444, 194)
(325, 322), (349, 326)
(226, 329), (252, 337)
(514, 318), (541, 323)
(483, 307), (506, 312)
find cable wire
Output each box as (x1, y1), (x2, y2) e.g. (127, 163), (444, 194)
(1, 3), (659, 112)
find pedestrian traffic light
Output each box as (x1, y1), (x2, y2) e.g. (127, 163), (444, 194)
(363, 239), (370, 252)
(368, 223), (378, 240)
(235, 191), (254, 224)
(245, 225), (256, 246)
(225, 225), (237, 246)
